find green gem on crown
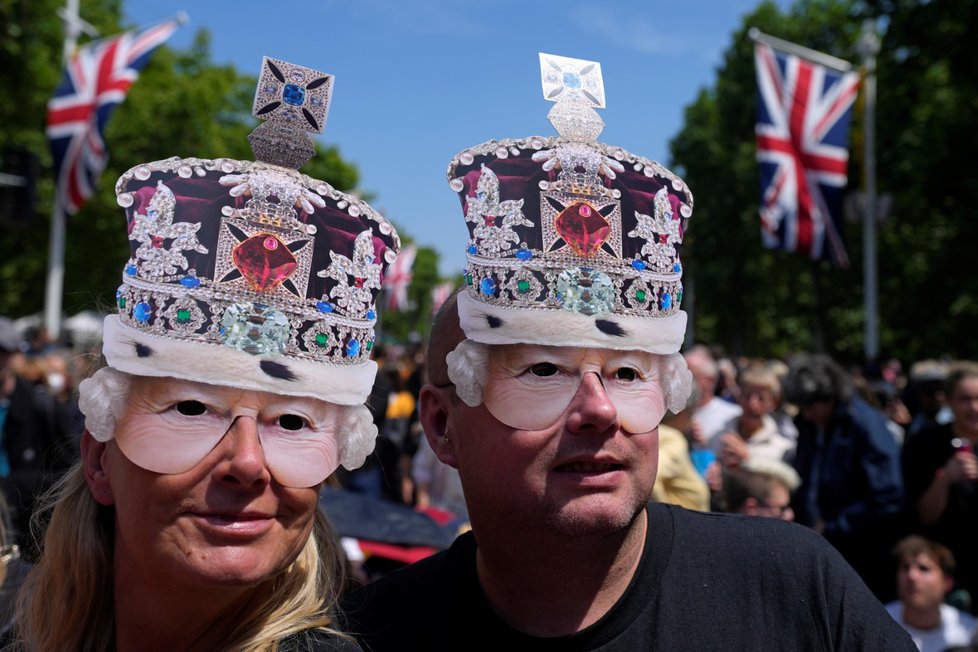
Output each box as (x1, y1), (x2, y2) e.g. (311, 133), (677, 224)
(176, 308), (191, 324)
(517, 280), (531, 294)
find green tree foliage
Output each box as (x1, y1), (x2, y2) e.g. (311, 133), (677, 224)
(0, 1), (364, 320)
(867, 0), (978, 360)
(671, 0), (977, 362)
(376, 238), (443, 345)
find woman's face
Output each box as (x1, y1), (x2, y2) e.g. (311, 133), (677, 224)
(84, 376), (321, 591)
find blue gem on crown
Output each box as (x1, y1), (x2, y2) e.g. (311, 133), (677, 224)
(562, 72), (582, 89)
(282, 84), (306, 106)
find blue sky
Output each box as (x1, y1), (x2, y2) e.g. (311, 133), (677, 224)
(123, 1), (777, 276)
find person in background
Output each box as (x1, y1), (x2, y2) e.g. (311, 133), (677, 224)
(653, 388), (710, 512)
(722, 458), (799, 521)
(0, 316), (73, 555)
(886, 535), (977, 652)
(711, 363), (795, 468)
(905, 360), (953, 441)
(902, 362), (978, 612)
(785, 353), (906, 601)
(684, 345), (741, 448)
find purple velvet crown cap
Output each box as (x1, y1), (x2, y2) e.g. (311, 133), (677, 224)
(444, 54), (693, 355)
(103, 58), (400, 406)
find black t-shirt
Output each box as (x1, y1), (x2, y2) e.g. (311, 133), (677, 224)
(342, 504), (914, 651)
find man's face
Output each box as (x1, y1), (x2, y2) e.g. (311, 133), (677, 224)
(739, 384), (776, 420)
(440, 344), (662, 537)
(756, 484), (794, 522)
(896, 552), (951, 611)
(685, 356), (716, 408)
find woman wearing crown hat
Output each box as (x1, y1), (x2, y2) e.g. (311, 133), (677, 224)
(9, 58), (398, 651)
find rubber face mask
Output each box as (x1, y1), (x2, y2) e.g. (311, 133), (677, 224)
(114, 379), (343, 488)
(481, 345), (667, 433)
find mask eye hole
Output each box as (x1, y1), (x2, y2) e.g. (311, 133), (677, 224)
(278, 414), (305, 431)
(615, 368), (638, 381)
(175, 400), (206, 416)
(529, 363), (559, 377)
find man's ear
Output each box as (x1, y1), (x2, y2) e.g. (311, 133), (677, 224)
(419, 385), (458, 469)
(81, 430), (115, 506)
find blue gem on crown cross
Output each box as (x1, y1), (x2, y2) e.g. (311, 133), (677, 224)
(282, 84), (306, 106)
(252, 57), (333, 134)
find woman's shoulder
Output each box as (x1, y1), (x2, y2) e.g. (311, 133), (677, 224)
(278, 628), (362, 652)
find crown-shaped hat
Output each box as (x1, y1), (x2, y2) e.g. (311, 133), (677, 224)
(446, 53), (693, 354)
(107, 57), (400, 405)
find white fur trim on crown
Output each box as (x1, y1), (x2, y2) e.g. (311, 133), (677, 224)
(457, 292), (686, 354)
(102, 316), (377, 406)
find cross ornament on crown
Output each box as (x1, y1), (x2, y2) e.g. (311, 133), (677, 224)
(248, 57), (335, 169)
(539, 52), (606, 143)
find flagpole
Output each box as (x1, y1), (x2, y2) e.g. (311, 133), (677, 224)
(748, 28), (853, 72)
(857, 19), (881, 361)
(44, 0), (97, 340)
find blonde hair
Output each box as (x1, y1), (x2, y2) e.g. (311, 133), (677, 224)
(13, 465), (348, 651)
(0, 493), (12, 588)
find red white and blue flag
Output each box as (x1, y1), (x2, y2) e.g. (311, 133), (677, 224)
(754, 39), (861, 267)
(384, 245), (417, 311)
(430, 281), (456, 314)
(46, 18), (182, 215)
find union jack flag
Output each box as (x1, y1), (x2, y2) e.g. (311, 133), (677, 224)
(754, 40), (861, 267)
(46, 18), (182, 215)
(384, 245), (417, 311)
(430, 281), (457, 314)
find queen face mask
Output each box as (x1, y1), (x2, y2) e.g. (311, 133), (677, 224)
(113, 376), (343, 488)
(481, 345), (667, 433)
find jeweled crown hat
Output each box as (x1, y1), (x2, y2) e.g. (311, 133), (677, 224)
(446, 53), (693, 354)
(107, 57), (400, 405)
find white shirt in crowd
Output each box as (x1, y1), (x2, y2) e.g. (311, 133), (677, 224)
(885, 601), (978, 652)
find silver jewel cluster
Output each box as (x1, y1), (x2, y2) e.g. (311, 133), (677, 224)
(628, 187), (683, 273)
(464, 166), (534, 255)
(318, 230), (383, 319)
(114, 156), (399, 365)
(129, 182), (208, 278)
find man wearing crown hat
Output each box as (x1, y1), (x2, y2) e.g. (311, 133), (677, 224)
(11, 58), (396, 650)
(342, 54), (912, 650)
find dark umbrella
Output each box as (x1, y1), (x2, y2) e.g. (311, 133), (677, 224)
(319, 487), (456, 550)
